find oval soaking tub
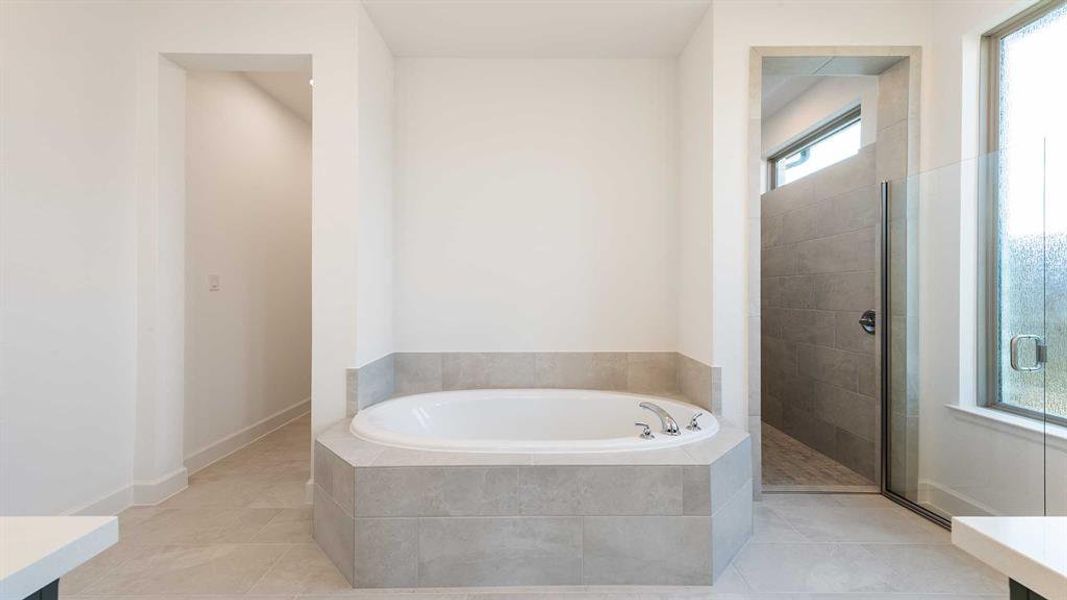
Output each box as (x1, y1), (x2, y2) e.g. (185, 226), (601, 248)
(349, 388), (718, 453)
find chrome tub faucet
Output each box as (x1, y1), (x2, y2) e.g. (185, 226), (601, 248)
(639, 402), (680, 436)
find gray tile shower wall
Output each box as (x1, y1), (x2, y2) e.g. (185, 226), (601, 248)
(878, 58), (920, 498)
(347, 352), (721, 415)
(760, 144), (881, 482)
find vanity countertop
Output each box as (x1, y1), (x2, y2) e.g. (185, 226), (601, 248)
(0, 516), (118, 600)
(952, 516), (1066, 600)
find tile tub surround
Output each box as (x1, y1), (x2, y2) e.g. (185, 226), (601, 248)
(347, 352), (721, 415)
(312, 421), (752, 588)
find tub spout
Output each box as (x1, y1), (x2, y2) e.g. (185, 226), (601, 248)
(639, 402), (681, 436)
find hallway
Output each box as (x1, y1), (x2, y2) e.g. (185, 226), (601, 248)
(61, 415), (1006, 599)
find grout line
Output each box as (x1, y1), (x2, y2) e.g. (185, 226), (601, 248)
(243, 542), (293, 594)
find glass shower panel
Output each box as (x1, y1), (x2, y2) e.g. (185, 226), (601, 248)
(884, 142), (1058, 521)
(883, 164), (919, 504)
(1045, 131), (1066, 515)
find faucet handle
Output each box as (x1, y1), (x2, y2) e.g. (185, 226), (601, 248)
(634, 422), (655, 439)
(687, 413), (703, 431)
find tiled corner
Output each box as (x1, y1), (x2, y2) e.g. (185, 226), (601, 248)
(712, 479), (755, 579)
(710, 435), (752, 514)
(314, 442), (354, 515)
(313, 485), (355, 584)
(357, 354), (395, 410)
(677, 353), (718, 412)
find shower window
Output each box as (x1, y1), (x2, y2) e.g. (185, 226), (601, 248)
(768, 106), (861, 189)
(982, 0), (1067, 424)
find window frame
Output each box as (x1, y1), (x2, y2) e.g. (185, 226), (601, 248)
(767, 105), (862, 190)
(979, 0), (1067, 426)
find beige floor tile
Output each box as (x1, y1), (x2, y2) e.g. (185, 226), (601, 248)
(770, 504), (948, 544)
(248, 478), (310, 509)
(861, 544), (1007, 594)
(60, 542), (142, 595)
(120, 507), (280, 544)
(66, 593), (292, 597)
(733, 542), (895, 593)
(298, 589), (469, 593)
(82, 543), (289, 595)
(72, 413), (1003, 599)
(750, 503), (806, 542)
(252, 507), (314, 543)
(157, 477), (276, 509)
(250, 543), (352, 594)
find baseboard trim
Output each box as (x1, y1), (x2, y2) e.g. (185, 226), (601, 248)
(67, 485), (133, 516)
(184, 398), (310, 475)
(132, 467), (189, 506)
(918, 479), (996, 516)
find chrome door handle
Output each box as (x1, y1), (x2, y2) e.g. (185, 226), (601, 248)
(1009, 334), (1047, 371)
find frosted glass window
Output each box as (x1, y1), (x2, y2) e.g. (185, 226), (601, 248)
(990, 0), (1067, 422)
(771, 113), (861, 189)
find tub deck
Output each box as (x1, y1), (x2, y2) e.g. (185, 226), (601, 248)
(313, 419), (752, 588)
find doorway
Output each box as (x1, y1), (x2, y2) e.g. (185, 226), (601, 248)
(182, 66), (312, 474)
(754, 51), (919, 496)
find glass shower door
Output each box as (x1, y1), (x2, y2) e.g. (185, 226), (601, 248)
(882, 142), (1059, 522)
(983, 140), (1054, 519)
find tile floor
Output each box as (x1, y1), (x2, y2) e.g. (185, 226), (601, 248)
(64, 415), (1007, 600)
(761, 423), (875, 491)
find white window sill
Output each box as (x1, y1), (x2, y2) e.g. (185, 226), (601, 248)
(946, 404), (1067, 451)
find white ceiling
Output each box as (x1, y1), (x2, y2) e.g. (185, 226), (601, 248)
(761, 55), (903, 116)
(761, 75), (822, 117)
(361, 0), (712, 58)
(244, 71), (312, 123)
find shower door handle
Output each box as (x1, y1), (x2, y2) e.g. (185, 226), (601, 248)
(1009, 334), (1047, 372)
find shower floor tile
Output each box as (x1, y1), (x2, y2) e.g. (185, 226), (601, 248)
(761, 422), (876, 490)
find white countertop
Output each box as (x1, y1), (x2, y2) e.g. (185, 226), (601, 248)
(0, 516), (118, 600)
(952, 516), (1067, 600)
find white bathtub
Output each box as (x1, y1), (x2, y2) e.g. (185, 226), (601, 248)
(349, 388), (718, 453)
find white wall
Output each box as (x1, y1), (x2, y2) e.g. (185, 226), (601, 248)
(917, 0), (1066, 516)
(676, 7), (715, 366)
(355, 5), (396, 367)
(183, 71), (311, 462)
(393, 58), (678, 352)
(4, 0), (1061, 517)
(0, 0), (360, 515)
(0, 3), (139, 515)
(761, 76), (879, 156)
